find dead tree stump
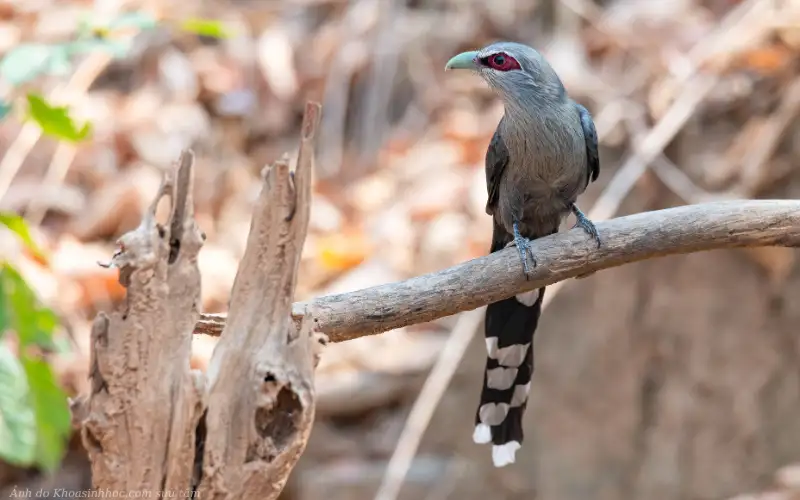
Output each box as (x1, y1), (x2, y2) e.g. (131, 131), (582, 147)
(79, 102), (324, 500)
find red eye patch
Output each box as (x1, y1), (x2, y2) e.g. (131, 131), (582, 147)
(480, 52), (521, 72)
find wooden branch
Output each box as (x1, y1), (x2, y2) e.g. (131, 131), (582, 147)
(197, 102), (324, 499)
(195, 200), (800, 342)
(82, 151), (205, 491)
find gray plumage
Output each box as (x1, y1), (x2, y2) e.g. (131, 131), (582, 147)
(445, 41), (600, 468)
(480, 41), (598, 240)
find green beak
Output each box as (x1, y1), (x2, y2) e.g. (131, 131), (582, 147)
(445, 51), (479, 70)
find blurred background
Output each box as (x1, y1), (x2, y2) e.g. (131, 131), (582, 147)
(1, 0), (800, 499)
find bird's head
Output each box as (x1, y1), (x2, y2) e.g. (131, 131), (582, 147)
(445, 41), (565, 105)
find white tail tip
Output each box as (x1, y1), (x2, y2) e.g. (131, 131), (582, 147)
(492, 441), (521, 467)
(472, 424), (491, 444)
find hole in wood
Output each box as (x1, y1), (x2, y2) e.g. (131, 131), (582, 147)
(254, 387), (301, 456)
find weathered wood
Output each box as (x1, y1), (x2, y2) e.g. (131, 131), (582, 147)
(194, 200), (800, 342)
(79, 102), (325, 500)
(82, 151), (205, 492)
(197, 102), (324, 500)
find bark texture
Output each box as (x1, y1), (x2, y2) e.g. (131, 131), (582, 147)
(81, 151), (206, 492)
(195, 200), (800, 342)
(78, 102), (324, 500)
(197, 102), (324, 499)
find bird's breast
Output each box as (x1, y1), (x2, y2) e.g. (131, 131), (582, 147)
(495, 117), (587, 236)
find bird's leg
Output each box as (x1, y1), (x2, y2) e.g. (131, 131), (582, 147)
(571, 203), (601, 248)
(505, 221), (536, 279)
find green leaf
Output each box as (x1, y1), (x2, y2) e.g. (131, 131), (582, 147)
(0, 100), (12, 121)
(44, 45), (73, 77)
(0, 43), (77, 85)
(25, 93), (91, 143)
(0, 44), (55, 85)
(0, 344), (37, 467)
(0, 265), (57, 349)
(75, 14), (97, 39)
(180, 18), (232, 39)
(0, 212), (46, 261)
(0, 266), (8, 338)
(108, 11), (158, 31)
(20, 355), (70, 472)
(67, 38), (132, 58)
(51, 335), (72, 355)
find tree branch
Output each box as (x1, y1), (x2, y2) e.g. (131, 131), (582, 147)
(197, 102), (324, 500)
(83, 150), (205, 491)
(195, 200), (800, 342)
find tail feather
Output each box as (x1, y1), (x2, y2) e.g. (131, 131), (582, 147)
(475, 290), (543, 467)
(474, 220), (548, 467)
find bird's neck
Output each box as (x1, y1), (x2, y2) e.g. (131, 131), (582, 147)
(502, 95), (567, 131)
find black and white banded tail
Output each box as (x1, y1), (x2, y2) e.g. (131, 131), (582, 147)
(473, 223), (547, 467)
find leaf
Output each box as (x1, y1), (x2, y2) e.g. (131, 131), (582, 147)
(0, 344), (37, 467)
(68, 11), (154, 59)
(67, 38), (132, 58)
(0, 44), (55, 85)
(0, 268), (8, 338)
(51, 335), (72, 355)
(180, 18), (232, 39)
(0, 212), (46, 262)
(108, 11), (158, 31)
(0, 100), (12, 121)
(20, 356), (70, 472)
(0, 43), (77, 85)
(25, 93), (91, 143)
(44, 45), (73, 77)
(0, 265), (57, 349)
(317, 230), (371, 272)
(736, 44), (794, 75)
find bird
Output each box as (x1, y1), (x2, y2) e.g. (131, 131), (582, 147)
(445, 41), (601, 467)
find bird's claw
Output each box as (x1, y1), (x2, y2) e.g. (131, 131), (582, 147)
(571, 204), (601, 248)
(508, 222), (537, 280)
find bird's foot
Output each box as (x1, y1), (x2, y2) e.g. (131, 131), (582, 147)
(506, 222), (537, 279)
(571, 204), (601, 248)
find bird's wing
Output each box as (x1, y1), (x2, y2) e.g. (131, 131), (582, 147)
(485, 118), (510, 216)
(574, 102), (600, 184)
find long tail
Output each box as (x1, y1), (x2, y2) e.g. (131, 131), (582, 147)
(473, 221), (547, 467)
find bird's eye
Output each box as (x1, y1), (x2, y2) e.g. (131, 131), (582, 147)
(484, 52), (520, 72)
